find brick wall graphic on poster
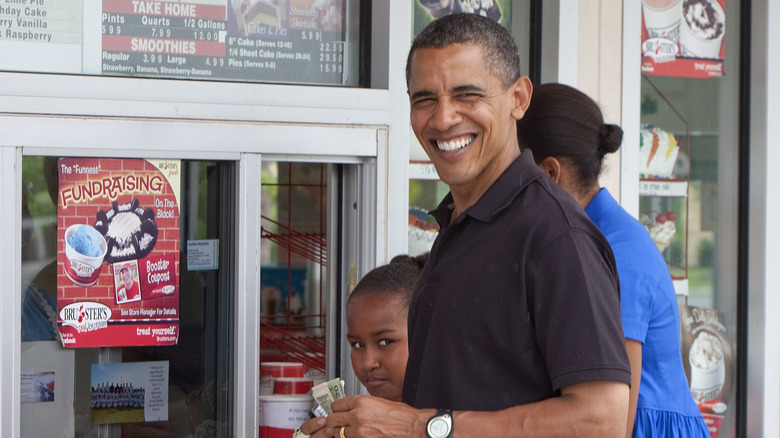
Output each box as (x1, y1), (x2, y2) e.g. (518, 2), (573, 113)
(57, 158), (181, 348)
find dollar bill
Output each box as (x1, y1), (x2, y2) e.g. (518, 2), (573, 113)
(309, 377), (345, 416)
(292, 427), (309, 438)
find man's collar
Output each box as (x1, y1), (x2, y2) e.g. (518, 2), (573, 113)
(430, 152), (543, 227)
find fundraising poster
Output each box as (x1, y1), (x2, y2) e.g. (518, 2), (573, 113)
(641, 0), (726, 78)
(57, 158), (181, 348)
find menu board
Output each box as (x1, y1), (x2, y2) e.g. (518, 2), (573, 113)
(101, 0), (346, 84)
(0, 0), (349, 86)
(0, 0), (83, 72)
(57, 158), (181, 348)
(0, 0), (82, 43)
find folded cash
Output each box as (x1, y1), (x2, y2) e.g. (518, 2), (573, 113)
(292, 427), (309, 438)
(308, 377), (345, 416)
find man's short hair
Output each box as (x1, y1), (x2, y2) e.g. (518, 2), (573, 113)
(406, 13), (521, 89)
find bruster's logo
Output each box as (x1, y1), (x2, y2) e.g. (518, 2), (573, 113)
(60, 302), (112, 333)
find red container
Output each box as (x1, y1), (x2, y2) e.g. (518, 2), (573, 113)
(258, 395), (312, 438)
(273, 377), (314, 395)
(260, 362), (304, 395)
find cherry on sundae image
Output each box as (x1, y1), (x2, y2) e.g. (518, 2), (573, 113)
(640, 210), (677, 253)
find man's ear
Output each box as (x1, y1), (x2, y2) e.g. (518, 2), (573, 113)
(538, 156), (563, 184)
(511, 76), (533, 119)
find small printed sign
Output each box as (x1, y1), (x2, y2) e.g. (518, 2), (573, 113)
(187, 239), (219, 270)
(20, 371), (55, 403)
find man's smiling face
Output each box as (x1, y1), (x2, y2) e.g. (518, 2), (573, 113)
(408, 43), (528, 198)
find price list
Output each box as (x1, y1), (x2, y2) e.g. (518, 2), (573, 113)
(101, 0), (227, 78)
(101, 0), (347, 85)
(223, 29), (344, 83)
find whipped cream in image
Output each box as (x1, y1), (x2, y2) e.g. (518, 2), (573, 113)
(106, 212), (143, 248)
(683, 0), (724, 40)
(690, 331), (724, 369)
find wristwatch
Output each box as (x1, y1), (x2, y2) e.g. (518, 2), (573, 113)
(426, 408), (453, 438)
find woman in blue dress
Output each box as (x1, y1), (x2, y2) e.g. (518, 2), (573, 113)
(517, 83), (709, 438)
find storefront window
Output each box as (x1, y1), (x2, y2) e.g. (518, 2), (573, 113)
(639, 0), (738, 436)
(21, 157), (235, 437)
(0, 0), (361, 86)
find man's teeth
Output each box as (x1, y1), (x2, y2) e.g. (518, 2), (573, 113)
(437, 136), (473, 152)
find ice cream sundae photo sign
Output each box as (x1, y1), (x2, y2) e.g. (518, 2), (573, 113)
(680, 305), (733, 438)
(641, 0), (726, 78)
(57, 158), (181, 348)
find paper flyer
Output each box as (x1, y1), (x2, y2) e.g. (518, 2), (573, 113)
(57, 158), (181, 348)
(20, 371), (55, 403)
(90, 361), (169, 424)
(641, 0), (726, 78)
(680, 305), (733, 438)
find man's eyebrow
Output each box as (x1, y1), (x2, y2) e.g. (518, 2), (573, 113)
(410, 84), (486, 101)
(452, 84), (484, 93)
(410, 89), (436, 101)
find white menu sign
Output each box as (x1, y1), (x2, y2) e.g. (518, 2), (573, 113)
(0, 0), (83, 71)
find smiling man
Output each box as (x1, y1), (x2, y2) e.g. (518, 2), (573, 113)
(318, 13), (631, 438)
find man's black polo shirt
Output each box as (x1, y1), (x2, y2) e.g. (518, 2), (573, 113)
(402, 151), (631, 410)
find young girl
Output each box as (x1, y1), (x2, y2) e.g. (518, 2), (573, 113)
(346, 253), (427, 401)
(298, 253), (427, 436)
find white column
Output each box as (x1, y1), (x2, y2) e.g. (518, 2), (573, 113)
(234, 153), (262, 437)
(0, 146), (21, 438)
(541, 0), (579, 87)
(748, 1), (780, 436)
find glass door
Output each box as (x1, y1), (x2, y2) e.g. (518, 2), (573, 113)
(20, 154), (374, 437)
(638, 0), (741, 435)
(21, 157), (236, 437)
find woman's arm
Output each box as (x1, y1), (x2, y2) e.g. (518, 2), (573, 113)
(625, 339), (643, 438)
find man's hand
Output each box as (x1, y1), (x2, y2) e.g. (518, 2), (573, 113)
(324, 395), (433, 438)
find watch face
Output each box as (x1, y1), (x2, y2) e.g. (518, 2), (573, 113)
(427, 414), (452, 438)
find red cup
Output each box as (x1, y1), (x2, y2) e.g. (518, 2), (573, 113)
(273, 377), (314, 395)
(260, 362), (304, 395)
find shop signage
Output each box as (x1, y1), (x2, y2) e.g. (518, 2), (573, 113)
(0, 0), (83, 72)
(641, 0), (726, 78)
(680, 305), (733, 438)
(57, 157), (181, 348)
(101, 0), (346, 84)
(0, 0), (347, 85)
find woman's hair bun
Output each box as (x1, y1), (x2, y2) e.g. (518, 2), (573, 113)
(599, 123), (623, 155)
